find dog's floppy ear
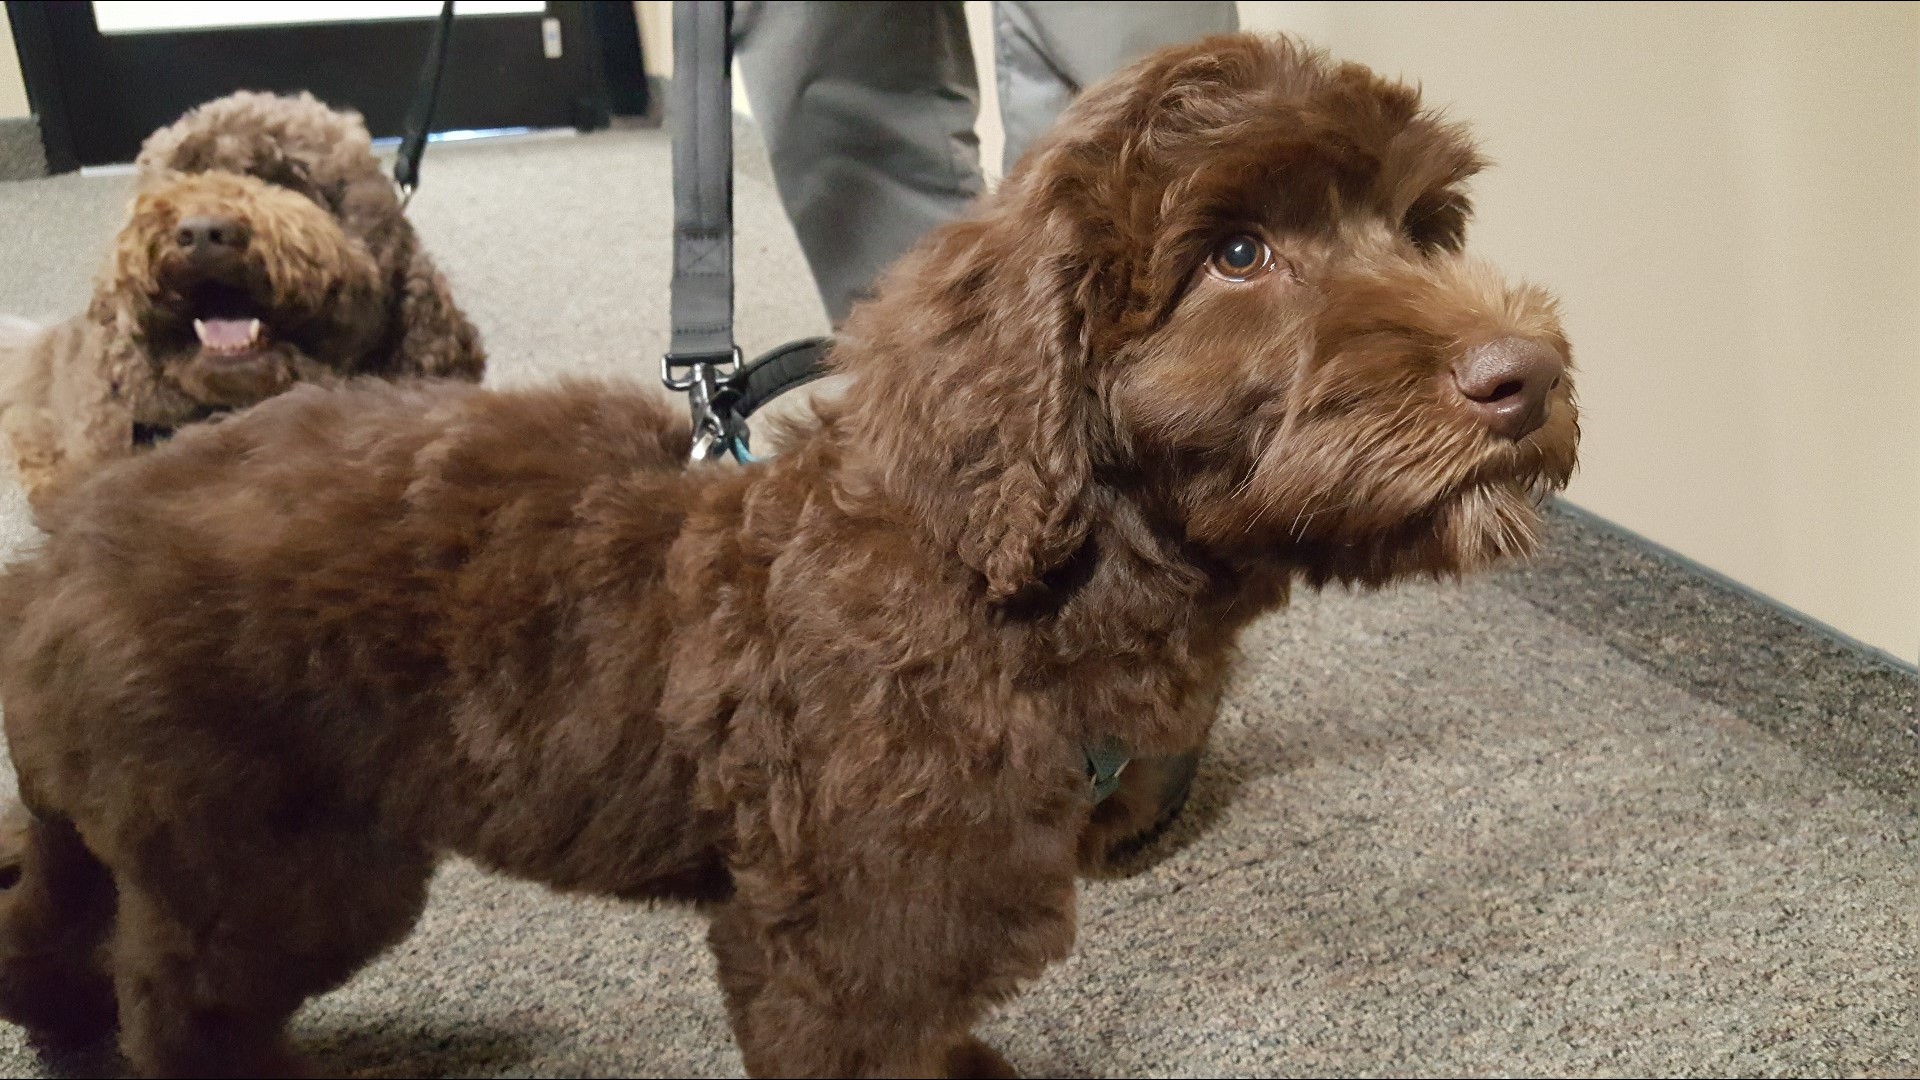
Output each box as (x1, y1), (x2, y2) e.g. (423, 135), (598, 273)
(389, 239), (485, 380)
(841, 44), (1269, 600)
(951, 224), (1097, 601)
(847, 197), (1101, 603)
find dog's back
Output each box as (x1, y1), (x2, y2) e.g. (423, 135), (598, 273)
(0, 377), (726, 895)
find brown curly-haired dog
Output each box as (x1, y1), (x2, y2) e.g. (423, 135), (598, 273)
(0, 90), (483, 511)
(0, 36), (1576, 1078)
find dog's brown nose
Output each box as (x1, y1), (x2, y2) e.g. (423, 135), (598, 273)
(1452, 337), (1563, 441)
(174, 215), (250, 261)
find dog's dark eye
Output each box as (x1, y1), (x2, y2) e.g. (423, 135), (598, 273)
(1209, 235), (1271, 281)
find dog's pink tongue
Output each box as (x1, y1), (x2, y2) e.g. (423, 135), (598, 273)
(194, 318), (258, 350)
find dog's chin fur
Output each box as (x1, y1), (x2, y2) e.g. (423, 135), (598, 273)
(1256, 414), (1579, 588)
(0, 35), (1578, 1077)
(1282, 480), (1553, 590)
(158, 346), (302, 409)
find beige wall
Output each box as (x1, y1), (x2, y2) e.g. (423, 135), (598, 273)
(1, 16), (30, 121)
(1235, 2), (1920, 659)
(635, 0), (671, 79)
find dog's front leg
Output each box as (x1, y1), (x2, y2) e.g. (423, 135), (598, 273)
(707, 898), (1044, 1079)
(706, 802), (1079, 1078)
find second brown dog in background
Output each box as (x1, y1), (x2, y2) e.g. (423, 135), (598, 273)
(0, 91), (483, 511)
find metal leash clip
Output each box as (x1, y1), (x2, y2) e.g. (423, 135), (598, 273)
(662, 348), (742, 462)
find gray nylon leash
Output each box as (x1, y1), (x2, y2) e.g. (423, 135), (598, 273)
(664, 0), (830, 463)
(664, 0), (738, 460)
(656, 2), (1124, 797)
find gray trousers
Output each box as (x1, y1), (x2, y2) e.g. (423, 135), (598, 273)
(733, 1), (1238, 324)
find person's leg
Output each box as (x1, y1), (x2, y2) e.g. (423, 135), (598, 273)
(993, 1), (1240, 171)
(733, 1), (982, 326)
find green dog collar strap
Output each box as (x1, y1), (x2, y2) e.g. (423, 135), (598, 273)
(1084, 737), (1131, 803)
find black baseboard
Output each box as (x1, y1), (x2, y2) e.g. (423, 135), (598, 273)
(1493, 500), (1918, 809)
(1556, 500), (1916, 674)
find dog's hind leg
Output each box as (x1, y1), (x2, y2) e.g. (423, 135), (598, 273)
(0, 806), (119, 1048)
(105, 821), (435, 1079)
(705, 899), (767, 1043)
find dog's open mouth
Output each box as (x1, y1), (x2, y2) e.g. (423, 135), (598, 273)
(179, 282), (276, 365)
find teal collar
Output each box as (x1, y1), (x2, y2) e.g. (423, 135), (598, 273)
(1084, 737), (1131, 803)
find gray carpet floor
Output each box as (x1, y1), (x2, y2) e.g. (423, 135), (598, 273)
(0, 123), (1914, 1077)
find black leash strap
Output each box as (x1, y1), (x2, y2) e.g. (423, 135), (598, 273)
(706, 336), (831, 459)
(393, 0), (457, 203)
(721, 337), (831, 422)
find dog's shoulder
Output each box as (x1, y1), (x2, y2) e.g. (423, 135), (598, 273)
(0, 317), (97, 409)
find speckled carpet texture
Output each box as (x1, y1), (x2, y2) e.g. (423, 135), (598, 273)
(0, 123), (1914, 1077)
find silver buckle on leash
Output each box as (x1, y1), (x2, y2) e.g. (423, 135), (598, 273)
(662, 348), (742, 463)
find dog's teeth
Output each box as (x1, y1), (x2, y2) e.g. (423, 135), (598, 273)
(193, 316), (262, 354)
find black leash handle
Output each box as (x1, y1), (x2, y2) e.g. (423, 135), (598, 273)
(721, 337), (831, 421)
(394, 0), (456, 202)
(702, 337), (830, 461)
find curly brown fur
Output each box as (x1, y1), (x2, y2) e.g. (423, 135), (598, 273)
(0, 91), (483, 512)
(0, 36), (1575, 1078)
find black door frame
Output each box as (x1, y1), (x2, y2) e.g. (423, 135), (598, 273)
(6, 0), (645, 173)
